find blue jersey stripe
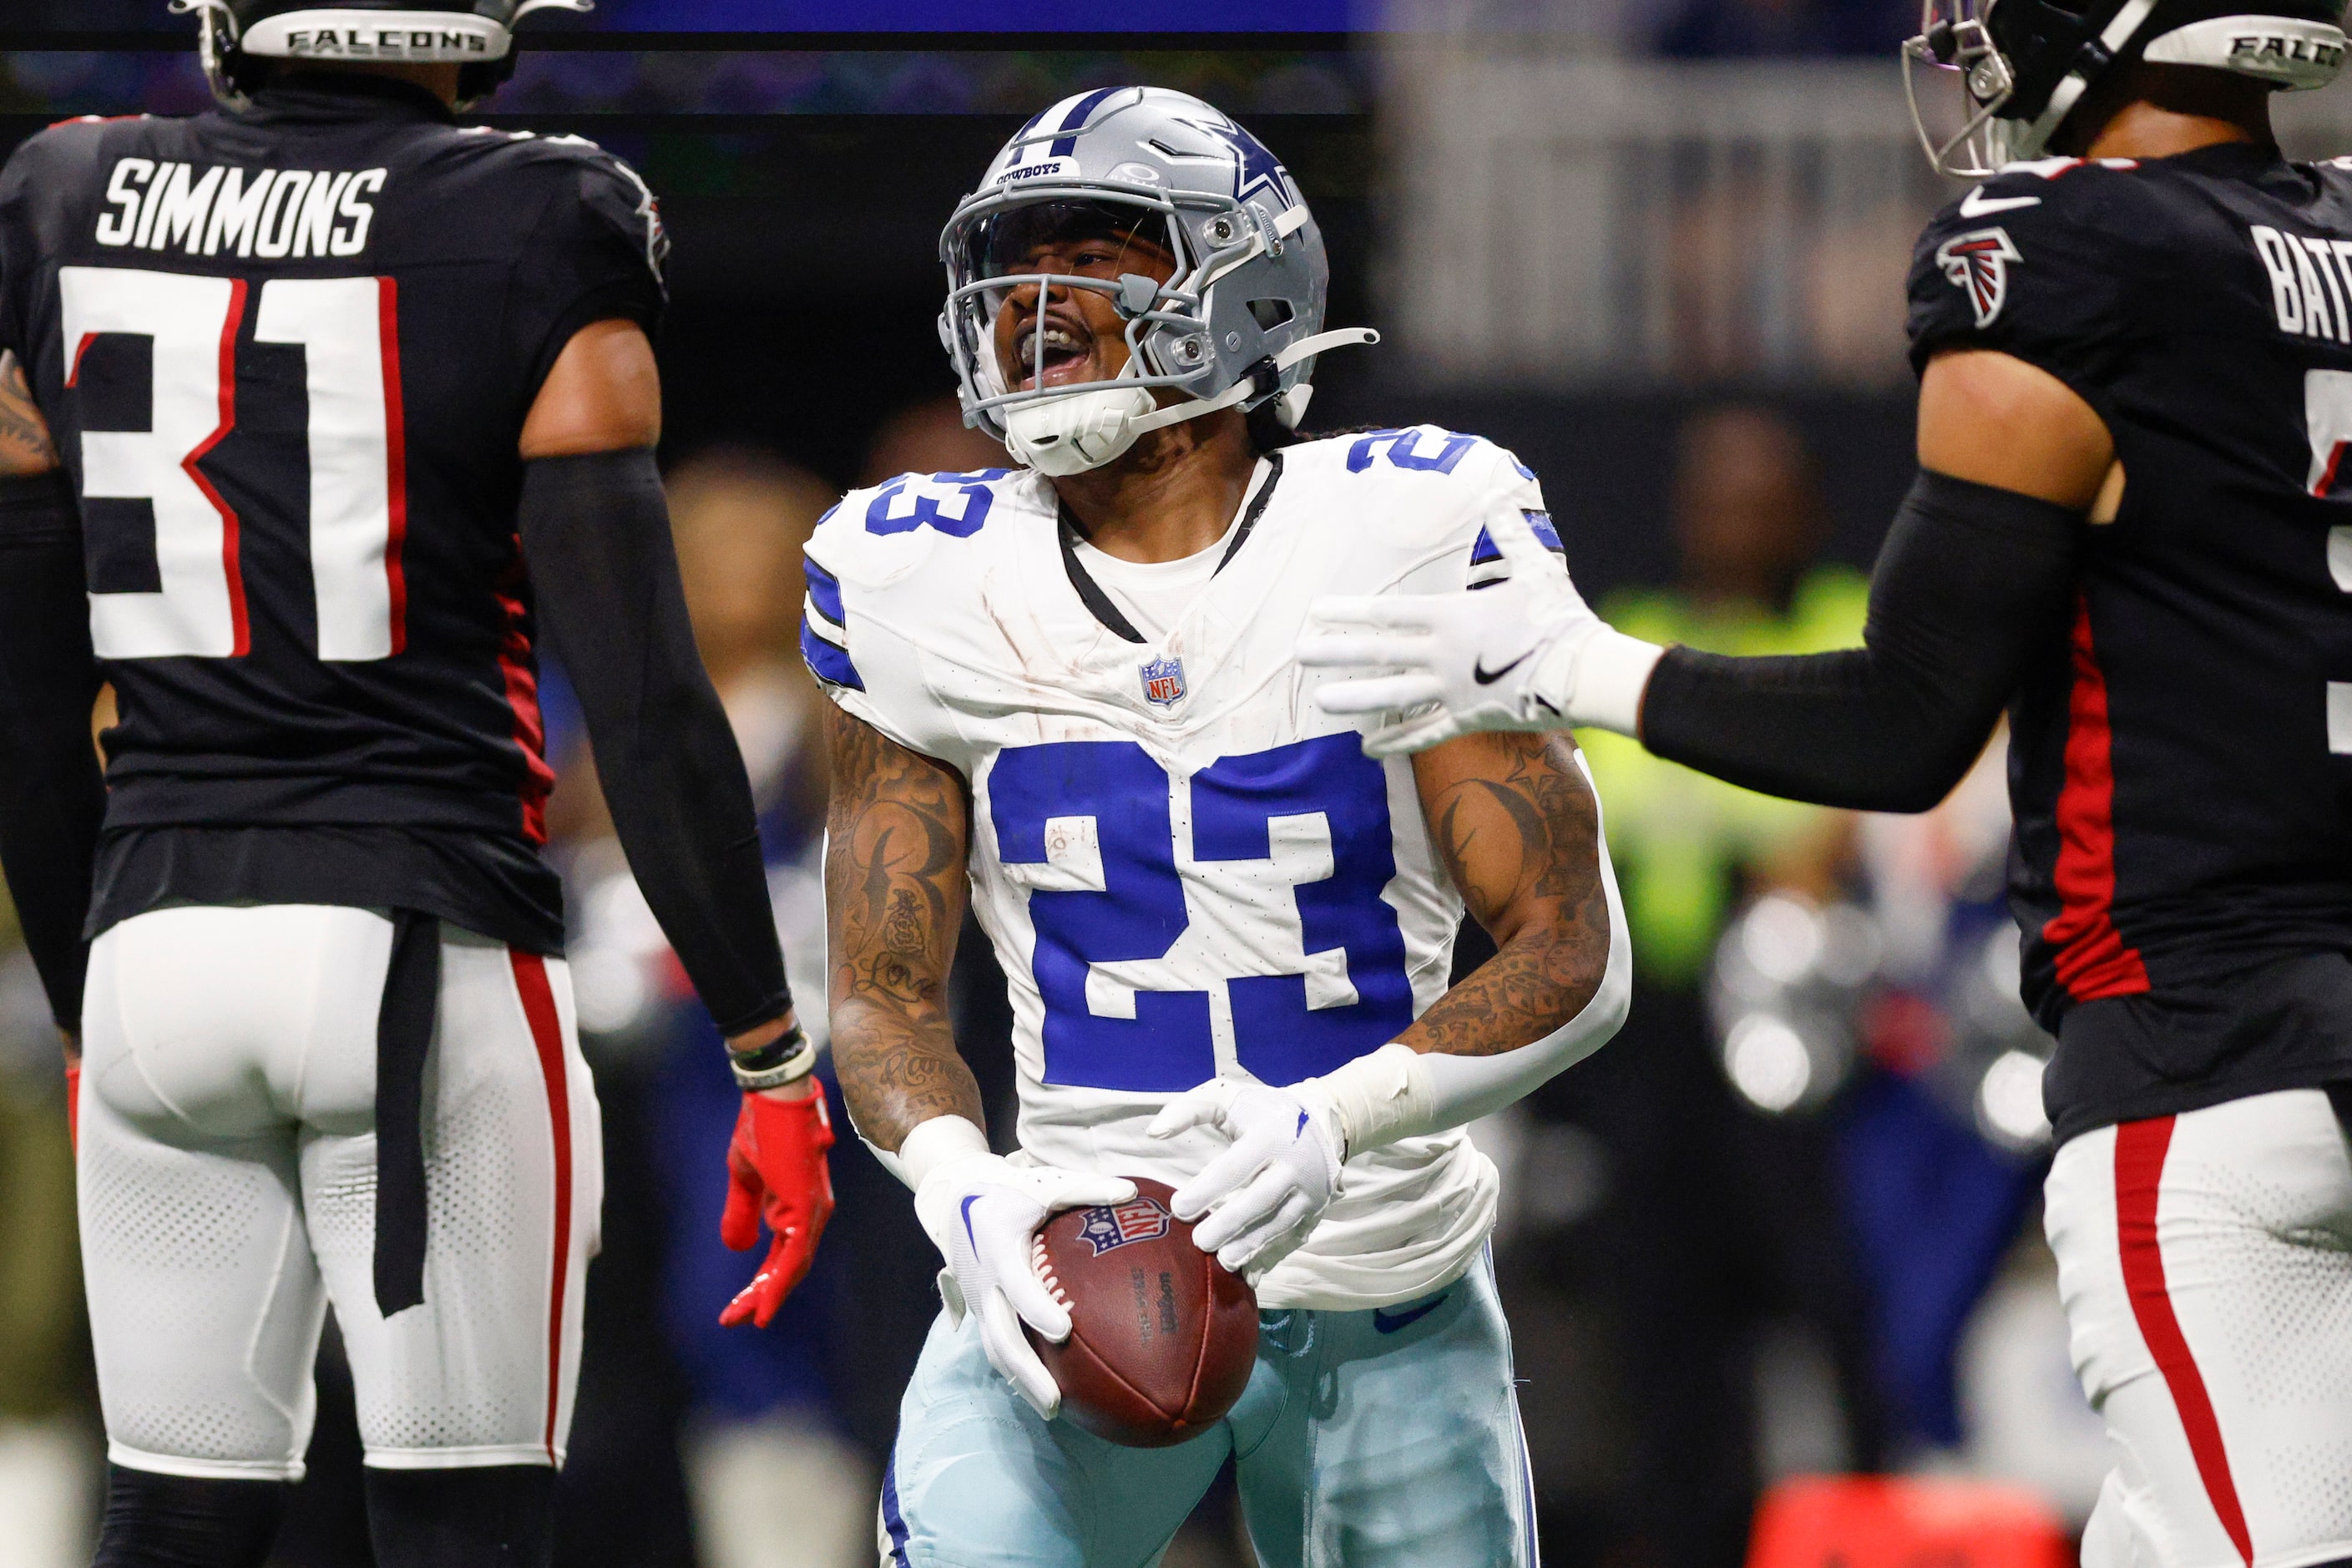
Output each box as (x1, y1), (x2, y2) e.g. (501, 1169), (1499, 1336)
(804, 557), (847, 625)
(1469, 509), (1565, 566)
(879, 1452), (913, 1565)
(800, 615), (864, 691)
(1049, 87), (1121, 156)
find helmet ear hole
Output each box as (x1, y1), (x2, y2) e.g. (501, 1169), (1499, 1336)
(1247, 298), (1295, 331)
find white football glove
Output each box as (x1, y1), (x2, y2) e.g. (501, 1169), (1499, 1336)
(1297, 507), (1629, 758)
(912, 1147), (1136, 1420)
(1148, 1079), (1346, 1278)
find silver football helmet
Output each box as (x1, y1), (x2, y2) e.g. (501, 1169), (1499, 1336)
(938, 86), (1377, 476)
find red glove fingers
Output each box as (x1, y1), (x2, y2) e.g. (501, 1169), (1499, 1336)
(718, 1082), (837, 1329)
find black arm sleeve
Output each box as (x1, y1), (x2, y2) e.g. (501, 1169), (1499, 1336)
(0, 469), (104, 1030)
(518, 449), (790, 1036)
(1640, 469), (2082, 813)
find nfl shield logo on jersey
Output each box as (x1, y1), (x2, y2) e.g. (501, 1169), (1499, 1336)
(1075, 1196), (1174, 1256)
(1141, 655), (1186, 707)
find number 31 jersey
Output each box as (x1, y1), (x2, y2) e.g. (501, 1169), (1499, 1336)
(805, 430), (1557, 1311)
(1909, 145), (2352, 1142)
(0, 78), (665, 953)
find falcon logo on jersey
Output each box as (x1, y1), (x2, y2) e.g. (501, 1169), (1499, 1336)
(1141, 655), (1186, 706)
(1935, 227), (2021, 328)
(1075, 1196), (1173, 1256)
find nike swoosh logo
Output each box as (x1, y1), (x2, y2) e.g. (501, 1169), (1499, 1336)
(1473, 651), (1530, 686)
(1960, 186), (2041, 217)
(1372, 1292), (1449, 1334)
(960, 1194), (982, 1248)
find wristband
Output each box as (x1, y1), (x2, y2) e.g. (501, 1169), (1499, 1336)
(1536, 625), (1662, 736)
(728, 1023), (817, 1091)
(898, 1114), (990, 1193)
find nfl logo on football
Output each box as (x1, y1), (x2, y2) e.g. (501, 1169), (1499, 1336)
(1075, 1197), (1174, 1256)
(1141, 655), (1186, 707)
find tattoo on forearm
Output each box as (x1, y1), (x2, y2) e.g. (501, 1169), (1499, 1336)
(0, 352), (58, 476)
(822, 702), (986, 1150)
(1404, 734), (1612, 1058)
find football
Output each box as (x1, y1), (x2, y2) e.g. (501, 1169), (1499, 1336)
(1025, 1177), (1258, 1447)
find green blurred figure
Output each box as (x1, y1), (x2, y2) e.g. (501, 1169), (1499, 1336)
(1557, 406), (1885, 1568)
(1579, 405), (1865, 983)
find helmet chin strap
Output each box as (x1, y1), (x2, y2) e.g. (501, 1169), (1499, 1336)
(1004, 327), (1378, 477)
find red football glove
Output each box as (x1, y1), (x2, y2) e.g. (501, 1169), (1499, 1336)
(718, 1082), (836, 1328)
(64, 1059), (78, 1151)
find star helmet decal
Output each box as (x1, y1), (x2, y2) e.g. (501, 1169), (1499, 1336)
(1177, 114), (1297, 211)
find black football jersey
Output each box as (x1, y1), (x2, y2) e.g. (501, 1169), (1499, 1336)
(0, 75), (666, 952)
(1909, 143), (2352, 1139)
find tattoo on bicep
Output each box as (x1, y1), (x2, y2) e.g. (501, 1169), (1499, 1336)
(822, 702), (986, 1146)
(0, 352), (58, 475)
(1407, 736), (1613, 1058)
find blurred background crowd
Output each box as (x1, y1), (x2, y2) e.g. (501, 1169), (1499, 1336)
(7, 2), (2347, 1565)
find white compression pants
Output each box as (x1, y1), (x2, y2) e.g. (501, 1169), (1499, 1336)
(2046, 1088), (2352, 1568)
(78, 905), (601, 1481)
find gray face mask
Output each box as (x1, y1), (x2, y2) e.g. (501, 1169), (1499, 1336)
(938, 86), (1377, 475)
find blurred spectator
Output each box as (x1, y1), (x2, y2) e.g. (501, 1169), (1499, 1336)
(858, 396), (1009, 488)
(0, 887), (99, 1568)
(1540, 404), (1884, 1568)
(1581, 406), (1865, 988)
(556, 448), (863, 1568)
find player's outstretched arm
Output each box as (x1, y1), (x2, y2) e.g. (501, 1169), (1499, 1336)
(519, 321), (832, 1327)
(823, 704), (1136, 1415)
(1155, 729), (1631, 1276)
(0, 348), (105, 1061)
(1303, 350), (2105, 813)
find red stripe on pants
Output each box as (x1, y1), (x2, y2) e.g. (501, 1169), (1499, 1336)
(511, 952), (572, 1464)
(2115, 1117), (2253, 1567)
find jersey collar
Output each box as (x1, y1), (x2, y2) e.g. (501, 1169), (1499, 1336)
(1055, 451), (1285, 645)
(240, 72), (458, 127)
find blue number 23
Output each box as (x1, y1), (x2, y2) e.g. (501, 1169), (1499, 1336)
(988, 734), (1415, 1093)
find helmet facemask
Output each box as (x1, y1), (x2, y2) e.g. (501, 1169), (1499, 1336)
(1904, 0), (2026, 178)
(943, 187), (1272, 474)
(1904, 0), (2351, 180)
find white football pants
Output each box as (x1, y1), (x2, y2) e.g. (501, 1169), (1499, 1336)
(78, 905), (600, 1481)
(2046, 1088), (2352, 1568)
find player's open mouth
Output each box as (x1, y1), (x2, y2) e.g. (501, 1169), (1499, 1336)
(1009, 316), (1099, 390)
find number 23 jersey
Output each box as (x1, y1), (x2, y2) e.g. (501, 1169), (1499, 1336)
(1909, 144), (2352, 1141)
(805, 430), (1555, 1311)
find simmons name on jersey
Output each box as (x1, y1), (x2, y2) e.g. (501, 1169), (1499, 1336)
(0, 79), (666, 953)
(804, 427), (1564, 1312)
(1909, 147), (2352, 1138)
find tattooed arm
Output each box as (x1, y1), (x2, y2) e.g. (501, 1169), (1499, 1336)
(822, 701), (986, 1153)
(0, 352), (57, 476)
(1399, 731), (1615, 1058)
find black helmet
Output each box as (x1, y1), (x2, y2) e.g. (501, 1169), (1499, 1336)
(1904, 0), (2349, 176)
(169, 0), (591, 110)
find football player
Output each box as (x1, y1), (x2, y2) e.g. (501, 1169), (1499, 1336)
(809, 87), (1631, 1566)
(1300, 3), (2352, 1563)
(0, 4), (833, 1565)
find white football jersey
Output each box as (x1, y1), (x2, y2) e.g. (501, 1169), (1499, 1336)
(803, 427), (1564, 1311)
